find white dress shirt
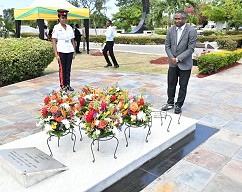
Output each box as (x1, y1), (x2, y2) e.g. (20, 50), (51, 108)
(52, 23), (75, 53)
(176, 23), (186, 45)
(105, 26), (115, 41)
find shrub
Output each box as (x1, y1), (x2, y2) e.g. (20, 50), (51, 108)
(89, 35), (166, 45)
(0, 38), (54, 85)
(203, 30), (215, 36)
(21, 32), (39, 38)
(197, 50), (242, 74)
(217, 39), (238, 51)
(154, 30), (167, 35)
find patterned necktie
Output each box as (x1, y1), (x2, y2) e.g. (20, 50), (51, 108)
(177, 27), (182, 45)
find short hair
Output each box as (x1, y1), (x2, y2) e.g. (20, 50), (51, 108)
(175, 10), (187, 19)
(107, 20), (112, 24)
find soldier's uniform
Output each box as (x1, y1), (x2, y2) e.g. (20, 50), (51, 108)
(52, 9), (75, 91)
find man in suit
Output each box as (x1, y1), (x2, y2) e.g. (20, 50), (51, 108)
(161, 10), (197, 114)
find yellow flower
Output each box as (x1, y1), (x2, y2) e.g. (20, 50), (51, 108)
(52, 122), (58, 129)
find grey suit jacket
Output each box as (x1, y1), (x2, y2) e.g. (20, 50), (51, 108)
(165, 24), (197, 70)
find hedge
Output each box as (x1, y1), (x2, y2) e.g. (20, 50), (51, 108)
(197, 49), (242, 74)
(0, 38), (54, 85)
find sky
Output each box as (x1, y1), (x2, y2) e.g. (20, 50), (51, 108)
(0, 0), (119, 18)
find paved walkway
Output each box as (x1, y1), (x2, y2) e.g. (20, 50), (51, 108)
(0, 49), (242, 191)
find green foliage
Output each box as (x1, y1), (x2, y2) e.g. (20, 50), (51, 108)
(203, 30), (215, 36)
(21, 32), (39, 38)
(197, 50), (242, 74)
(154, 30), (167, 35)
(217, 39), (238, 51)
(89, 35), (166, 45)
(112, 2), (142, 32)
(0, 38), (55, 85)
(201, 0), (242, 30)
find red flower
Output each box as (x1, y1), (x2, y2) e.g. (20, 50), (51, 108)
(42, 106), (48, 117)
(101, 101), (106, 111)
(79, 97), (85, 106)
(57, 98), (63, 104)
(140, 98), (144, 105)
(111, 95), (117, 102)
(86, 109), (96, 123)
(44, 96), (50, 103)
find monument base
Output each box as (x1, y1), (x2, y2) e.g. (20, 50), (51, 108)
(0, 112), (196, 192)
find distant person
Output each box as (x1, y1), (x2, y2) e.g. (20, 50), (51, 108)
(74, 24), (82, 53)
(51, 9), (76, 92)
(161, 10), (197, 114)
(103, 20), (119, 68)
(48, 28), (53, 41)
(82, 27), (86, 51)
(44, 25), (49, 41)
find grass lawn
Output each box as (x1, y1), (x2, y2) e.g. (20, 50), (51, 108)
(44, 50), (199, 75)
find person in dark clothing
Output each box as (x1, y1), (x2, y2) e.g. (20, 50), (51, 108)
(74, 24), (82, 53)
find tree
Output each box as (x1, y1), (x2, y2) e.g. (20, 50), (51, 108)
(201, 0), (242, 30)
(112, 2), (142, 32)
(0, 9), (15, 38)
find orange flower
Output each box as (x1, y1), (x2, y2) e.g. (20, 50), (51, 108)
(61, 108), (66, 119)
(50, 95), (56, 100)
(117, 102), (124, 110)
(122, 109), (128, 116)
(54, 116), (63, 122)
(130, 102), (139, 115)
(98, 120), (107, 129)
(50, 106), (58, 113)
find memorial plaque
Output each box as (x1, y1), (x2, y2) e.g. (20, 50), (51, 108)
(0, 147), (68, 187)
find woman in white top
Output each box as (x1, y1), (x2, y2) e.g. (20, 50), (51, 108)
(52, 9), (76, 91)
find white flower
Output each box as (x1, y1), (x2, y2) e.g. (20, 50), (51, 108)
(116, 87), (120, 92)
(137, 111), (146, 121)
(84, 95), (92, 100)
(112, 127), (119, 136)
(131, 115), (136, 121)
(95, 129), (101, 136)
(36, 120), (44, 127)
(61, 119), (70, 129)
(61, 103), (70, 110)
(95, 120), (100, 126)
(44, 124), (52, 132)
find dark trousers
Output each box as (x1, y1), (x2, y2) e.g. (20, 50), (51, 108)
(58, 52), (73, 88)
(75, 39), (80, 53)
(103, 41), (118, 66)
(167, 66), (191, 107)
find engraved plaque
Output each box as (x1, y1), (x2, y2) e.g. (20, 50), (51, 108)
(0, 147), (68, 187)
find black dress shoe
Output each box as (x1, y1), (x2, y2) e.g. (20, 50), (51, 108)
(61, 87), (67, 92)
(104, 64), (112, 68)
(174, 105), (182, 114)
(161, 103), (174, 111)
(67, 85), (74, 91)
(114, 65), (119, 68)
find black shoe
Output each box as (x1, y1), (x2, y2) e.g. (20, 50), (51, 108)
(67, 86), (74, 91)
(61, 87), (67, 92)
(104, 64), (112, 68)
(161, 103), (174, 111)
(76, 51), (82, 54)
(174, 105), (182, 114)
(114, 65), (119, 68)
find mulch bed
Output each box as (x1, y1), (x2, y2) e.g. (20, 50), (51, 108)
(196, 62), (240, 78)
(90, 51), (110, 56)
(150, 57), (168, 65)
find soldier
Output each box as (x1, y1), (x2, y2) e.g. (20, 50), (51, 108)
(52, 9), (76, 92)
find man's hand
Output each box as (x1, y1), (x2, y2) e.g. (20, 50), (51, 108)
(170, 57), (177, 65)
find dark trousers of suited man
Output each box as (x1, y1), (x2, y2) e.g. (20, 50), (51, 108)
(58, 52), (73, 88)
(164, 10), (197, 113)
(103, 41), (118, 66)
